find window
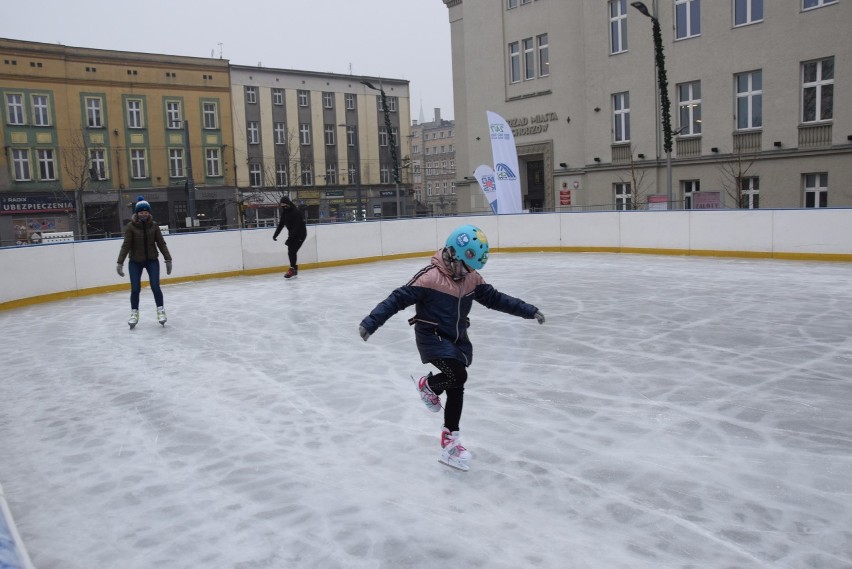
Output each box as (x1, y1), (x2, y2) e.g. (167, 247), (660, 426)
(379, 127), (389, 147)
(348, 163), (357, 184)
(90, 149), (106, 180)
(130, 149), (147, 179)
(734, 0), (763, 26)
(11, 149), (30, 180)
(300, 123), (311, 145)
(36, 149), (56, 180)
(803, 0), (837, 9)
(346, 126), (356, 146)
(298, 90), (309, 107)
(6, 93), (24, 124)
(613, 92), (630, 143)
(274, 122), (286, 145)
(740, 176), (759, 208)
(537, 34), (550, 77)
(86, 97), (103, 128)
(326, 164), (337, 185)
(804, 173), (828, 208)
(301, 162), (313, 186)
(202, 102), (218, 129)
(610, 0), (628, 54)
(245, 86), (257, 104)
(169, 148), (184, 178)
(166, 100), (182, 129)
(677, 81), (702, 135)
(345, 93), (356, 110)
(276, 163), (288, 187)
(206, 148), (221, 177)
(523, 38), (535, 80)
(249, 163), (262, 187)
(32, 95), (50, 126)
(614, 182), (632, 210)
(126, 99), (144, 128)
(427, 182), (432, 196)
(324, 124), (335, 146)
(507, 0), (518, 7)
(323, 92), (333, 109)
(392, 127), (399, 147)
(509, 42), (521, 83)
(683, 180), (700, 209)
(802, 57), (833, 123)
(272, 88), (284, 106)
(735, 70), (762, 130)
(247, 122), (259, 144)
(675, 0), (701, 39)
(380, 165), (390, 184)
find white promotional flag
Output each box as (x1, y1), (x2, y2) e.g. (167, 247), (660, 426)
(486, 111), (523, 214)
(474, 164), (499, 213)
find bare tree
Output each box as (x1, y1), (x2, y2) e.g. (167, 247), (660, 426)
(61, 130), (99, 238)
(716, 148), (757, 208)
(617, 146), (650, 210)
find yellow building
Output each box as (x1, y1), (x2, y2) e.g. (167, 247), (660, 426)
(0, 38), (236, 246)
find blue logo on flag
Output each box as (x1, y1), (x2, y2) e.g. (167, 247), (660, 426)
(481, 175), (496, 193)
(495, 163), (517, 181)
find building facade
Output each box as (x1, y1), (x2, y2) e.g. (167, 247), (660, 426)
(0, 39), (237, 246)
(444, 0), (852, 213)
(410, 108), (457, 215)
(229, 66), (410, 224)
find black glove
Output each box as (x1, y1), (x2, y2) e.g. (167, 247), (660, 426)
(165, 260), (173, 275)
(359, 325), (371, 341)
(534, 311), (545, 324)
(273, 236), (277, 241)
(116, 263), (124, 277)
(285, 239), (290, 246)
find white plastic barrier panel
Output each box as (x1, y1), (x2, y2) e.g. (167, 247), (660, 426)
(41, 231), (75, 243)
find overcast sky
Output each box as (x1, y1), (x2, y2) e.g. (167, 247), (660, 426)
(2, 0), (454, 122)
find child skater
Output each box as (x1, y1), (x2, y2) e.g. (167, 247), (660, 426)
(358, 224), (545, 470)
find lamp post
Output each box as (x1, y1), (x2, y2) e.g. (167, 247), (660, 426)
(631, 1), (675, 209)
(361, 80), (401, 218)
(338, 123), (362, 221)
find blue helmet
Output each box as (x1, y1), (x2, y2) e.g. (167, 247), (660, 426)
(445, 224), (489, 270)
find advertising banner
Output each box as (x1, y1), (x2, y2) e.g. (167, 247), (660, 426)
(474, 164), (498, 213)
(486, 111), (523, 214)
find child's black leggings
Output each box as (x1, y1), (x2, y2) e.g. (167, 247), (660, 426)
(427, 358), (468, 432)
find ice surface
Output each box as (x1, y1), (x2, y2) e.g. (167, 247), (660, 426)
(1, 253), (851, 569)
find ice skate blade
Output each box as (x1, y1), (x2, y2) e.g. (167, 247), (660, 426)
(438, 456), (469, 472)
(128, 323), (136, 330)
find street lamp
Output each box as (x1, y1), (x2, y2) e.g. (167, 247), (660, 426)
(338, 123), (362, 221)
(361, 80), (402, 218)
(631, 1), (675, 209)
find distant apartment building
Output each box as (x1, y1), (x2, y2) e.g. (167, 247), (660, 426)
(410, 108), (456, 215)
(0, 38), (236, 246)
(444, 0), (852, 213)
(229, 65), (410, 224)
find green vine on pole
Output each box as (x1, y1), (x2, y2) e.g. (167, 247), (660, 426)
(652, 17), (672, 154)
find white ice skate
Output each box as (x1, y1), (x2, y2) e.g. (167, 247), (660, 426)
(415, 373), (442, 413)
(439, 429), (472, 472)
(127, 309), (139, 329)
(157, 306), (167, 326)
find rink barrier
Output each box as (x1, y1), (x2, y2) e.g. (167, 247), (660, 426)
(2, 209), (852, 311)
(0, 482), (35, 569)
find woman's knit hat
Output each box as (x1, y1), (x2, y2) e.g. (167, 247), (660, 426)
(135, 196), (151, 213)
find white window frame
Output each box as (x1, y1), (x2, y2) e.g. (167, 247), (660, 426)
(740, 176), (759, 209)
(675, 0), (701, 40)
(523, 37), (535, 80)
(202, 102), (218, 129)
(509, 41), (521, 83)
(677, 81), (702, 135)
(86, 97), (103, 128)
(37, 149), (56, 180)
(130, 148), (147, 179)
(803, 0), (837, 10)
(735, 70), (762, 130)
(379, 127), (389, 147)
(682, 179), (700, 209)
(298, 90), (309, 107)
(803, 173), (828, 208)
(300, 123), (311, 146)
(537, 34), (550, 77)
(90, 148), (107, 180)
(326, 163), (337, 185)
(166, 100), (182, 129)
(272, 88), (284, 106)
(507, 0), (518, 8)
(249, 163), (262, 187)
(345, 93), (356, 110)
(276, 163), (288, 187)
(346, 126), (356, 147)
(6, 93), (24, 125)
(169, 148), (184, 178)
(323, 92), (333, 109)
(274, 122), (286, 145)
(614, 182), (632, 210)
(12, 148), (30, 180)
(126, 99), (144, 129)
(247, 122), (259, 144)
(205, 148), (221, 177)
(380, 165), (390, 184)
(245, 86), (257, 104)
(32, 94), (50, 126)
(802, 57), (834, 123)
(324, 124), (335, 146)
(609, 0), (628, 54)
(301, 162), (313, 186)
(734, 0), (763, 26)
(613, 92), (631, 143)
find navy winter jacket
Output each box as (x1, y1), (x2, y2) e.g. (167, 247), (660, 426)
(360, 250), (539, 365)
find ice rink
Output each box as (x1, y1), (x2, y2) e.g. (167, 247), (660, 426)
(1, 252), (851, 569)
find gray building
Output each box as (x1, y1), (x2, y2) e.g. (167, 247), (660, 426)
(444, 0), (852, 212)
(410, 108), (457, 215)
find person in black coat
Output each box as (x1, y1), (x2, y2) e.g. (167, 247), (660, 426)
(272, 195), (307, 279)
